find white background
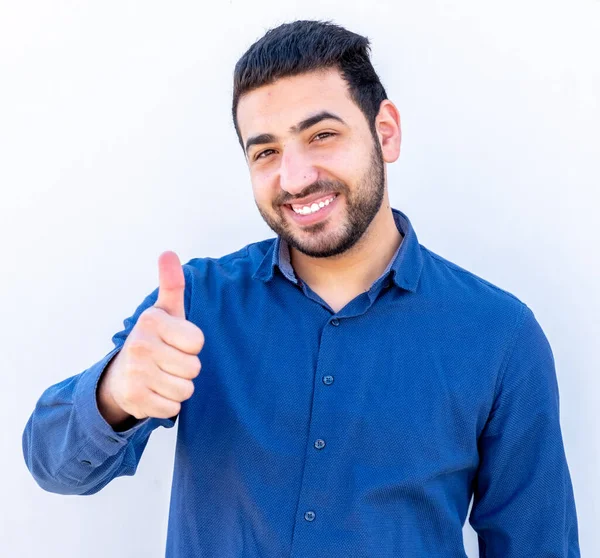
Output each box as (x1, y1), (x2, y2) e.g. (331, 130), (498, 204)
(1, 1), (598, 556)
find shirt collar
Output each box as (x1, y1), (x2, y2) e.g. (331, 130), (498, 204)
(252, 208), (423, 293)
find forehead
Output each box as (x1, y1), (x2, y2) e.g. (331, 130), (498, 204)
(237, 68), (364, 142)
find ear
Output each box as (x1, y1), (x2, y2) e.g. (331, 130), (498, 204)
(374, 100), (401, 163)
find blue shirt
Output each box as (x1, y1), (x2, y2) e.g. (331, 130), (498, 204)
(23, 208), (579, 557)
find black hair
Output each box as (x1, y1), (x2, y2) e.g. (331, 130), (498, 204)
(232, 20), (388, 149)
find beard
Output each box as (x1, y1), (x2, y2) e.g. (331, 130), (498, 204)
(255, 138), (386, 259)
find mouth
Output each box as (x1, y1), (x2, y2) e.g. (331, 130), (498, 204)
(282, 193), (339, 226)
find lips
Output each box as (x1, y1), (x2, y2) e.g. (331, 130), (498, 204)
(283, 193), (339, 226)
(287, 192), (338, 209)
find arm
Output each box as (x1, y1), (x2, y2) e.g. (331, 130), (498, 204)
(22, 265), (193, 496)
(468, 304), (580, 556)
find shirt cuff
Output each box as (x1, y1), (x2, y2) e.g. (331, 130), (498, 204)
(72, 346), (154, 455)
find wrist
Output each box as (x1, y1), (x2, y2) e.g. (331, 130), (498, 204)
(97, 364), (131, 427)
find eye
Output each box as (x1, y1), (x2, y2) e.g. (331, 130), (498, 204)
(255, 149), (276, 161)
(313, 132), (336, 142)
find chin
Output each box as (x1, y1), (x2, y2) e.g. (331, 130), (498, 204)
(287, 231), (352, 259)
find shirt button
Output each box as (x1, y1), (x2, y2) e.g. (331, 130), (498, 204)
(330, 318), (340, 326)
(304, 511), (316, 522)
(314, 439), (326, 450)
(322, 375), (334, 385)
(383, 280), (390, 288)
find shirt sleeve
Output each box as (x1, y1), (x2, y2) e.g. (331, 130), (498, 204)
(22, 264), (194, 496)
(468, 304), (580, 556)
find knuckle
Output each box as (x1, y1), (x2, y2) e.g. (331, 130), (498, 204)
(123, 364), (144, 386)
(121, 380), (144, 406)
(139, 308), (159, 328)
(128, 338), (151, 356)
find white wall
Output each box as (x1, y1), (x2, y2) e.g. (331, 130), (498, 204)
(1, 1), (598, 556)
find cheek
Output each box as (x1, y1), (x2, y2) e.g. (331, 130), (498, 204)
(251, 181), (275, 209)
(251, 168), (278, 199)
(318, 143), (359, 172)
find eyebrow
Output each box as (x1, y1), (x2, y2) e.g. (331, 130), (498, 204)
(244, 111), (347, 156)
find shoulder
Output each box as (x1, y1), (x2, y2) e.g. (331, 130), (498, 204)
(418, 243), (530, 332)
(179, 239), (276, 326)
(422, 245), (523, 301)
(181, 238), (275, 285)
(417, 244), (551, 397)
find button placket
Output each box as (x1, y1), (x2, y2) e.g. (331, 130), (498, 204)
(290, 315), (345, 556)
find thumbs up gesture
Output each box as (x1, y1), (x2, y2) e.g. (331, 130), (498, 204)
(97, 252), (205, 425)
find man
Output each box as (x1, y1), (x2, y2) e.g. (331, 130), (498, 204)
(23, 19), (579, 557)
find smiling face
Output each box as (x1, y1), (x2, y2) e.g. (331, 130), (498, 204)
(236, 67), (391, 258)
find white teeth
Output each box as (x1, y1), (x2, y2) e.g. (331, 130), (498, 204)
(291, 195), (336, 215)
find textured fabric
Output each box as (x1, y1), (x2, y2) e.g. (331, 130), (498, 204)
(23, 208), (579, 557)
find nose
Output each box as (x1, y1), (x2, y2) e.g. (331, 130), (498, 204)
(278, 144), (318, 196)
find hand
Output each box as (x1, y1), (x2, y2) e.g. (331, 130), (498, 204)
(98, 251), (204, 422)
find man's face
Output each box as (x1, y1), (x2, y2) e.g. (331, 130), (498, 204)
(236, 68), (386, 258)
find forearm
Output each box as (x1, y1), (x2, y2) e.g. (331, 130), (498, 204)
(22, 348), (153, 495)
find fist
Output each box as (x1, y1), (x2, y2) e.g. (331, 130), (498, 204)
(99, 251), (204, 422)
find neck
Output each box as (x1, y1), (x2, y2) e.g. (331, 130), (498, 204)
(289, 201), (403, 293)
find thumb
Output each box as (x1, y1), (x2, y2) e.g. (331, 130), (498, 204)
(154, 251), (186, 318)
